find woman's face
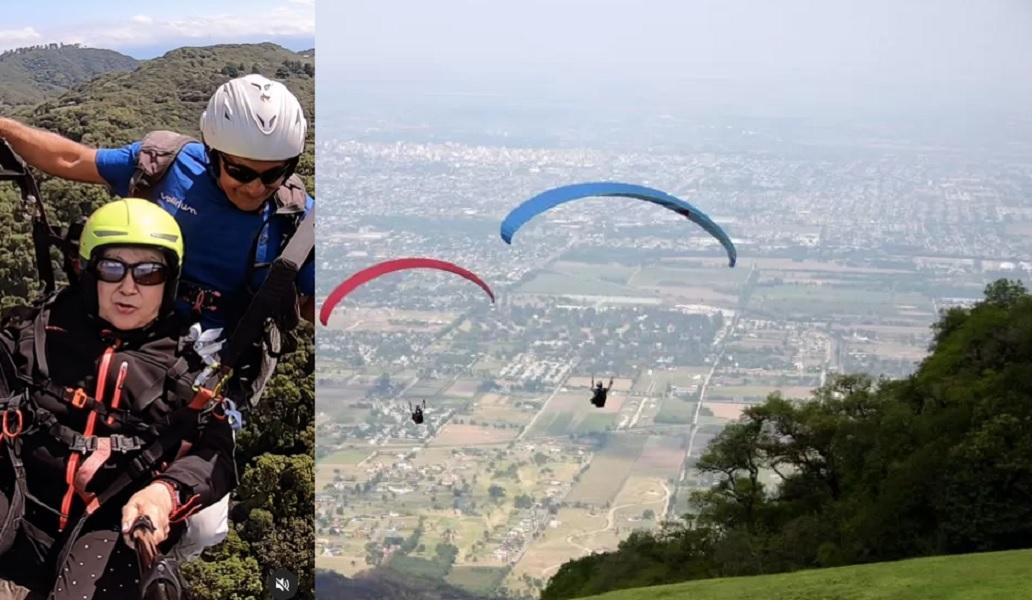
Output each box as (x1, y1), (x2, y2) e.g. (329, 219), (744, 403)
(95, 246), (167, 331)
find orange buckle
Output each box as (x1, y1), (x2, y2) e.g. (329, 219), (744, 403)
(69, 388), (88, 409)
(188, 387), (216, 411)
(2, 409), (23, 438)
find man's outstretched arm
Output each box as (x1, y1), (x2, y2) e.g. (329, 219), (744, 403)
(0, 117), (104, 184)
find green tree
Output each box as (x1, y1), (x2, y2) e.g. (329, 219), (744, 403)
(435, 542), (459, 567)
(543, 281), (1032, 599)
(181, 530), (263, 600)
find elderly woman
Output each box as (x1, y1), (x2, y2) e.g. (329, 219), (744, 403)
(0, 198), (235, 599)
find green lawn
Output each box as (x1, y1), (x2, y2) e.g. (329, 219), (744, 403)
(387, 555), (450, 579)
(751, 285), (929, 319)
(527, 410), (574, 438)
(517, 271), (650, 298)
(320, 448), (373, 465)
(575, 548), (1032, 600)
(445, 565), (510, 595)
(654, 399), (697, 424)
(575, 413), (618, 434)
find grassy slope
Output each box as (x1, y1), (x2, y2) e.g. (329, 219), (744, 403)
(575, 549), (1032, 600)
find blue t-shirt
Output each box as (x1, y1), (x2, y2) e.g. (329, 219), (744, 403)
(96, 141), (315, 330)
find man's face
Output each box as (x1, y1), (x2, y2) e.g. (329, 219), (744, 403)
(216, 152), (293, 212)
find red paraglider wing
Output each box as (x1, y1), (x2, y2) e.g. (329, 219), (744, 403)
(320, 258), (495, 326)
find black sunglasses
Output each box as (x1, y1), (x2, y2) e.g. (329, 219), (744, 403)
(219, 153), (293, 186)
(93, 258), (169, 286)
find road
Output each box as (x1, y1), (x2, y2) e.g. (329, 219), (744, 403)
(625, 380), (654, 430)
(685, 262), (756, 459)
(518, 364), (576, 440)
(539, 480), (671, 576)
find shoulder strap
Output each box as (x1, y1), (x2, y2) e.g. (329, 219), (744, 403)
(273, 174), (308, 214)
(29, 292), (65, 379)
(220, 204), (314, 370)
(0, 328), (20, 398)
(0, 139), (61, 295)
(238, 174), (310, 300)
(128, 130), (198, 199)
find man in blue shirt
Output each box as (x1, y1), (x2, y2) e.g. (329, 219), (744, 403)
(0, 74), (314, 561)
(96, 141), (315, 330)
(0, 74), (314, 329)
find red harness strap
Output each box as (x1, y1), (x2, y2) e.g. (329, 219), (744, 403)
(75, 362), (131, 502)
(58, 346), (115, 531)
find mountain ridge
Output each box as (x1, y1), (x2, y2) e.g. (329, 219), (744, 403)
(0, 44), (138, 108)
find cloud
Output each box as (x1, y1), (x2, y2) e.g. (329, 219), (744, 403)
(163, 7), (314, 39)
(0, 26), (43, 51)
(20, 3), (313, 54)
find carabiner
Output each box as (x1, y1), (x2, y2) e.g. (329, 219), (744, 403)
(2, 408), (23, 439)
(211, 368), (233, 398)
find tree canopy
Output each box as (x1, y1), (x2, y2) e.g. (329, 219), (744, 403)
(543, 280), (1032, 599)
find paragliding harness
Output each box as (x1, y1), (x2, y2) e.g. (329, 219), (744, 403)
(590, 377), (613, 408)
(0, 139), (252, 599)
(0, 291), (236, 599)
(409, 400), (426, 425)
(1, 132), (315, 412)
(127, 130), (314, 410)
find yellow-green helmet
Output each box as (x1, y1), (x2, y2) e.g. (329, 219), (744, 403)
(79, 198), (184, 264)
(79, 198), (185, 320)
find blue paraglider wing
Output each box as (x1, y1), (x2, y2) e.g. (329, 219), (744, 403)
(500, 182), (737, 267)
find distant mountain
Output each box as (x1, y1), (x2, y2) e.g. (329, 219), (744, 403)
(315, 569), (487, 600)
(0, 44), (138, 108)
(21, 42), (314, 148)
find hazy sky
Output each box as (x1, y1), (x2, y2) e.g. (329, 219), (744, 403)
(0, 0), (313, 58)
(321, 0), (1032, 117)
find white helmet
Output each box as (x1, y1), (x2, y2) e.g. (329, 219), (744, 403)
(199, 74), (307, 161)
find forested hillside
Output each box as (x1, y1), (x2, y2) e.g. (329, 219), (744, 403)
(544, 280), (1032, 599)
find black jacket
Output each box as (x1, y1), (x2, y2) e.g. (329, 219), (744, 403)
(0, 286), (235, 535)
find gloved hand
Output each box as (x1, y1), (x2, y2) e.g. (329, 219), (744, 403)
(122, 481), (175, 548)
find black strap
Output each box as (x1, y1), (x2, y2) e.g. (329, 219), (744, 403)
(46, 422), (148, 454)
(219, 205), (314, 371)
(0, 391), (28, 553)
(0, 139), (61, 295)
(0, 331), (20, 394)
(32, 296), (52, 378)
(1, 438), (27, 547)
